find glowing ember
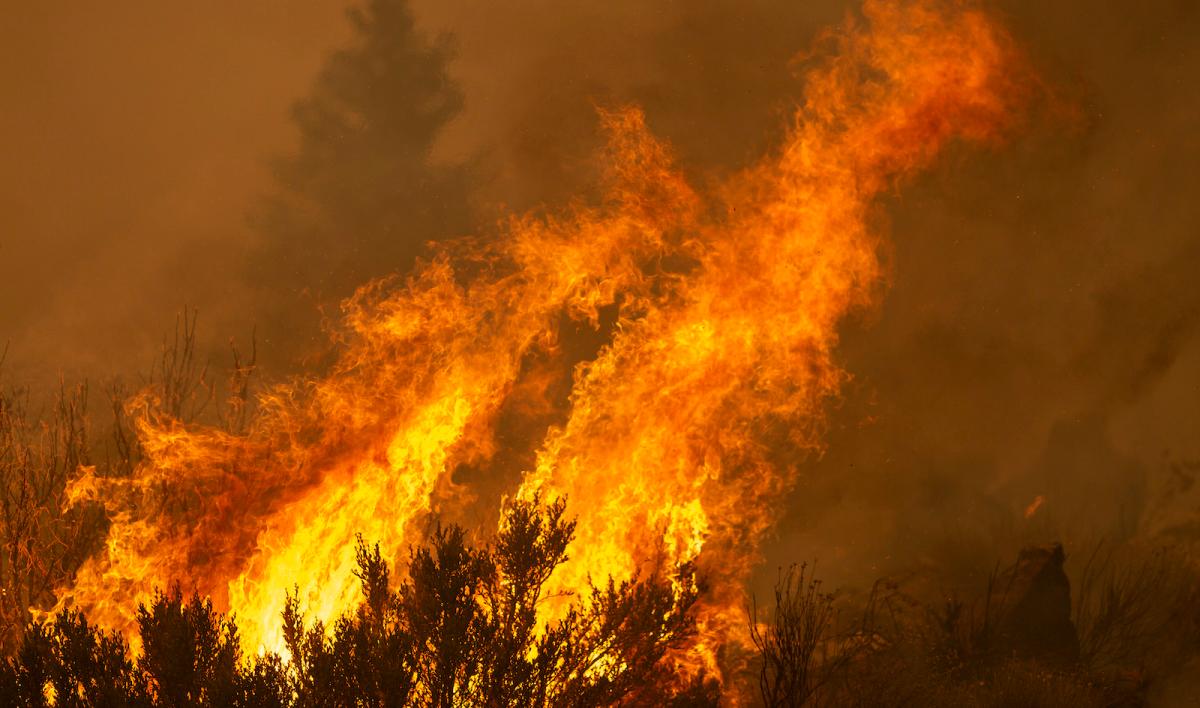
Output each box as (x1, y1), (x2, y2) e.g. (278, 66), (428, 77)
(1025, 495), (1047, 519)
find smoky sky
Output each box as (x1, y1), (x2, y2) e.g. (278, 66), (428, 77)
(2, 0), (1198, 595)
(0, 1), (352, 385)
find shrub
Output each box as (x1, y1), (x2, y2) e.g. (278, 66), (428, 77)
(1, 497), (714, 706)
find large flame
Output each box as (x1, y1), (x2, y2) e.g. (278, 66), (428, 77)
(56, 0), (1030, 685)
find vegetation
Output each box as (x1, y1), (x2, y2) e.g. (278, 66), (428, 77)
(2, 0), (1194, 703)
(0, 310), (252, 655)
(2, 317), (1199, 705)
(0, 381), (104, 655)
(0, 498), (714, 707)
(743, 548), (1200, 708)
(251, 0), (474, 356)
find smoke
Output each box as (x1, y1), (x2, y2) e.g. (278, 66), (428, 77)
(757, 0), (1200, 590)
(399, 0), (1200, 594)
(2, 0), (1198, 617)
(0, 1), (349, 388)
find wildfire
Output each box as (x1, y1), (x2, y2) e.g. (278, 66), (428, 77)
(53, 0), (1031, 691)
(1025, 495), (1046, 519)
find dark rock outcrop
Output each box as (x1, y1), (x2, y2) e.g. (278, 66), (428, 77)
(986, 543), (1080, 665)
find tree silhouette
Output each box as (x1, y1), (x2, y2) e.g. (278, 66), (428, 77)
(251, 0), (474, 358)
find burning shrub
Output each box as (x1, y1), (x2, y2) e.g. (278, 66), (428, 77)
(0, 384), (106, 655)
(0, 311), (253, 655)
(0, 498), (714, 706)
(281, 496), (713, 706)
(0, 609), (149, 706)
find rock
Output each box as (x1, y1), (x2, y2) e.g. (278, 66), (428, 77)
(985, 543), (1080, 665)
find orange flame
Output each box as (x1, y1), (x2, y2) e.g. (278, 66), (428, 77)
(53, 0), (1031, 689)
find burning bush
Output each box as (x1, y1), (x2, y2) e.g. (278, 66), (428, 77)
(0, 498), (716, 706)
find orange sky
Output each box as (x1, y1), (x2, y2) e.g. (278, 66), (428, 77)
(0, 1), (347, 380)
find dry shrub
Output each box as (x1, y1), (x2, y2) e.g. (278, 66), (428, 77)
(0, 311), (255, 656)
(748, 551), (1191, 707)
(1072, 542), (1200, 682)
(0, 383), (106, 653)
(749, 564), (839, 706)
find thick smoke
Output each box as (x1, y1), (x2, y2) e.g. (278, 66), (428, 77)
(2, 0), (1198, 616)
(765, 0), (1200, 593)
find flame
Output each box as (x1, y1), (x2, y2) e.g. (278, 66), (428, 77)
(52, 0), (1031, 689)
(517, 0), (1030, 677)
(1025, 494), (1046, 519)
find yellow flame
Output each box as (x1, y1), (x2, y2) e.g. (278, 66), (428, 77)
(52, 0), (1032, 691)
